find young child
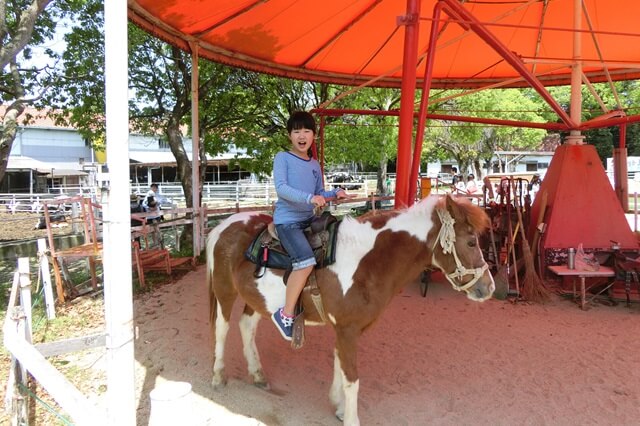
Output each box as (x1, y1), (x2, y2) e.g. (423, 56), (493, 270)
(271, 111), (353, 341)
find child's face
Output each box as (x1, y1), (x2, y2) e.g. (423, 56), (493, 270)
(288, 127), (314, 158)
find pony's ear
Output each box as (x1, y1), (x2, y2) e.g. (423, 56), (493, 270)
(445, 194), (463, 221)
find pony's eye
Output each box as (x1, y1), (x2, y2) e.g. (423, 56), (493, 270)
(467, 239), (476, 248)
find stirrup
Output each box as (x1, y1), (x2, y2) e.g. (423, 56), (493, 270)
(291, 310), (305, 349)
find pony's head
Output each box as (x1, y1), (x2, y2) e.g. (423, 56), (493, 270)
(430, 195), (495, 301)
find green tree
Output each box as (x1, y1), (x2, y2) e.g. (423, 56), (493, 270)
(322, 87), (401, 194)
(0, 0), (80, 184)
(424, 89), (546, 176)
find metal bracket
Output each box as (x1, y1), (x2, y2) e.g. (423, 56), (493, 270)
(397, 13), (418, 26)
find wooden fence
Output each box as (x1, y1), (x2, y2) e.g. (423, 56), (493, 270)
(1, 192), (398, 424)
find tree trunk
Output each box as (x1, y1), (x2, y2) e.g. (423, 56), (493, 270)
(377, 155), (389, 195)
(165, 118), (194, 250)
(0, 103), (26, 185)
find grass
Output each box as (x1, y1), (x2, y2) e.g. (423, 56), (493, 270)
(0, 224), (198, 424)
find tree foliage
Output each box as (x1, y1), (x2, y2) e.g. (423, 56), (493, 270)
(0, 0), (81, 183)
(423, 89), (546, 176)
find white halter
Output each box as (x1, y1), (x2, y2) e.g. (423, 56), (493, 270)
(433, 208), (489, 293)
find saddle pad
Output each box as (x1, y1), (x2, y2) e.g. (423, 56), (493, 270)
(244, 220), (340, 270)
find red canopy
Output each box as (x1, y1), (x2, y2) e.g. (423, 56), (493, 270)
(129, 0), (640, 89)
(128, 0), (640, 208)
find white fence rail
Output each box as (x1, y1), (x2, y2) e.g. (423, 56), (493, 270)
(3, 257), (105, 425)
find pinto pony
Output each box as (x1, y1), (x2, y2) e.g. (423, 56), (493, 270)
(206, 194), (494, 425)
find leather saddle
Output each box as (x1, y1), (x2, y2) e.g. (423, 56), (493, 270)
(244, 211), (340, 277)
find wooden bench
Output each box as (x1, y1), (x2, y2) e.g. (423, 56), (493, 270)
(131, 241), (193, 288)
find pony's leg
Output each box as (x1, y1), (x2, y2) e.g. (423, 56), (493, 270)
(212, 301), (230, 389)
(329, 349), (345, 420)
(334, 329), (361, 426)
(238, 306), (268, 388)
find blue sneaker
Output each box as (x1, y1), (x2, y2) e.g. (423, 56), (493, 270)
(271, 308), (293, 341)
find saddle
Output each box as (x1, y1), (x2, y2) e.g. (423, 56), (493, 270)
(244, 211), (340, 275)
(244, 211), (340, 350)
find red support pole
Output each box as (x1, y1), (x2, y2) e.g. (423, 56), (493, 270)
(395, 0), (421, 208)
(441, 0), (575, 129)
(408, 1), (443, 206)
(614, 124), (628, 211)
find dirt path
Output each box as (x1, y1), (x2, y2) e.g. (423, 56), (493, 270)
(129, 267), (640, 425)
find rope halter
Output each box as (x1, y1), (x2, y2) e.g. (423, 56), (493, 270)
(433, 208), (489, 293)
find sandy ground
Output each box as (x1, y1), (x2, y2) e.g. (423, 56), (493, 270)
(127, 266), (640, 426)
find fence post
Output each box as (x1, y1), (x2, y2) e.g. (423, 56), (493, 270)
(18, 258), (33, 344)
(200, 204), (208, 250)
(38, 239), (56, 319)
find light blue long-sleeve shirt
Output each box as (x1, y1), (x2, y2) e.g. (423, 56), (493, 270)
(273, 151), (338, 224)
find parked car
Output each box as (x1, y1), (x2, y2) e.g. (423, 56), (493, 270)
(326, 172), (363, 190)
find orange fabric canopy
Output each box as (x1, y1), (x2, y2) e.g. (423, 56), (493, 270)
(128, 0), (640, 89)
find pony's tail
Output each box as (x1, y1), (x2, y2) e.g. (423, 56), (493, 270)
(206, 233), (218, 342)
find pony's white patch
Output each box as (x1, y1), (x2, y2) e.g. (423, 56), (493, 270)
(341, 372), (360, 426)
(254, 269), (287, 313)
(206, 211), (262, 274)
(385, 196), (438, 241)
(330, 349), (344, 418)
(328, 217), (379, 296)
(238, 312), (263, 378)
(213, 302), (229, 379)
(328, 197), (438, 296)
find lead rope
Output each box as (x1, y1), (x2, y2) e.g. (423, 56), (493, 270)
(433, 209), (489, 292)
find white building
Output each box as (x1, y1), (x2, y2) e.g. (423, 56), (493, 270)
(2, 107), (249, 193)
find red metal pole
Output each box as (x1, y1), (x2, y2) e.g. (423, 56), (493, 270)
(615, 123), (628, 211)
(316, 115), (325, 183)
(441, 0), (575, 129)
(408, 1), (443, 206)
(395, 0), (421, 208)
(312, 107), (568, 131)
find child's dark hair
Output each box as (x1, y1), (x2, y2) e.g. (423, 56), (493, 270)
(287, 111), (316, 134)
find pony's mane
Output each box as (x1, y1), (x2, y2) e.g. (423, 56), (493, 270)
(355, 195), (489, 233)
(436, 196), (490, 233)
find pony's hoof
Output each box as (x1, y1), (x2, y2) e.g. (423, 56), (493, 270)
(251, 370), (268, 389)
(211, 374), (227, 390)
(253, 380), (270, 390)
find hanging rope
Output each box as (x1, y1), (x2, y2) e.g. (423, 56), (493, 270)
(433, 208), (489, 293)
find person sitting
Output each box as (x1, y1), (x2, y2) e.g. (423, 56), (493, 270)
(270, 111), (354, 341)
(528, 174), (541, 201)
(465, 174), (480, 204)
(466, 174), (479, 194)
(454, 174), (466, 194)
(142, 183), (164, 223)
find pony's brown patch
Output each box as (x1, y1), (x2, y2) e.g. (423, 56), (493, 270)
(356, 209), (401, 229)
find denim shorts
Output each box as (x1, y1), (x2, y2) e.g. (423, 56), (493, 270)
(275, 219), (317, 270)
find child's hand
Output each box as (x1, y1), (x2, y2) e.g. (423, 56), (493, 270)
(336, 189), (356, 199)
(310, 195), (326, 207)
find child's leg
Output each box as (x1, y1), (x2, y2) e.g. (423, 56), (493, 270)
(275, 221), (317, 316)
(283, 265), (314, 316)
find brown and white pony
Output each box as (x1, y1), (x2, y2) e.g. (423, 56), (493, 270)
(206, 194), (494, 425)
